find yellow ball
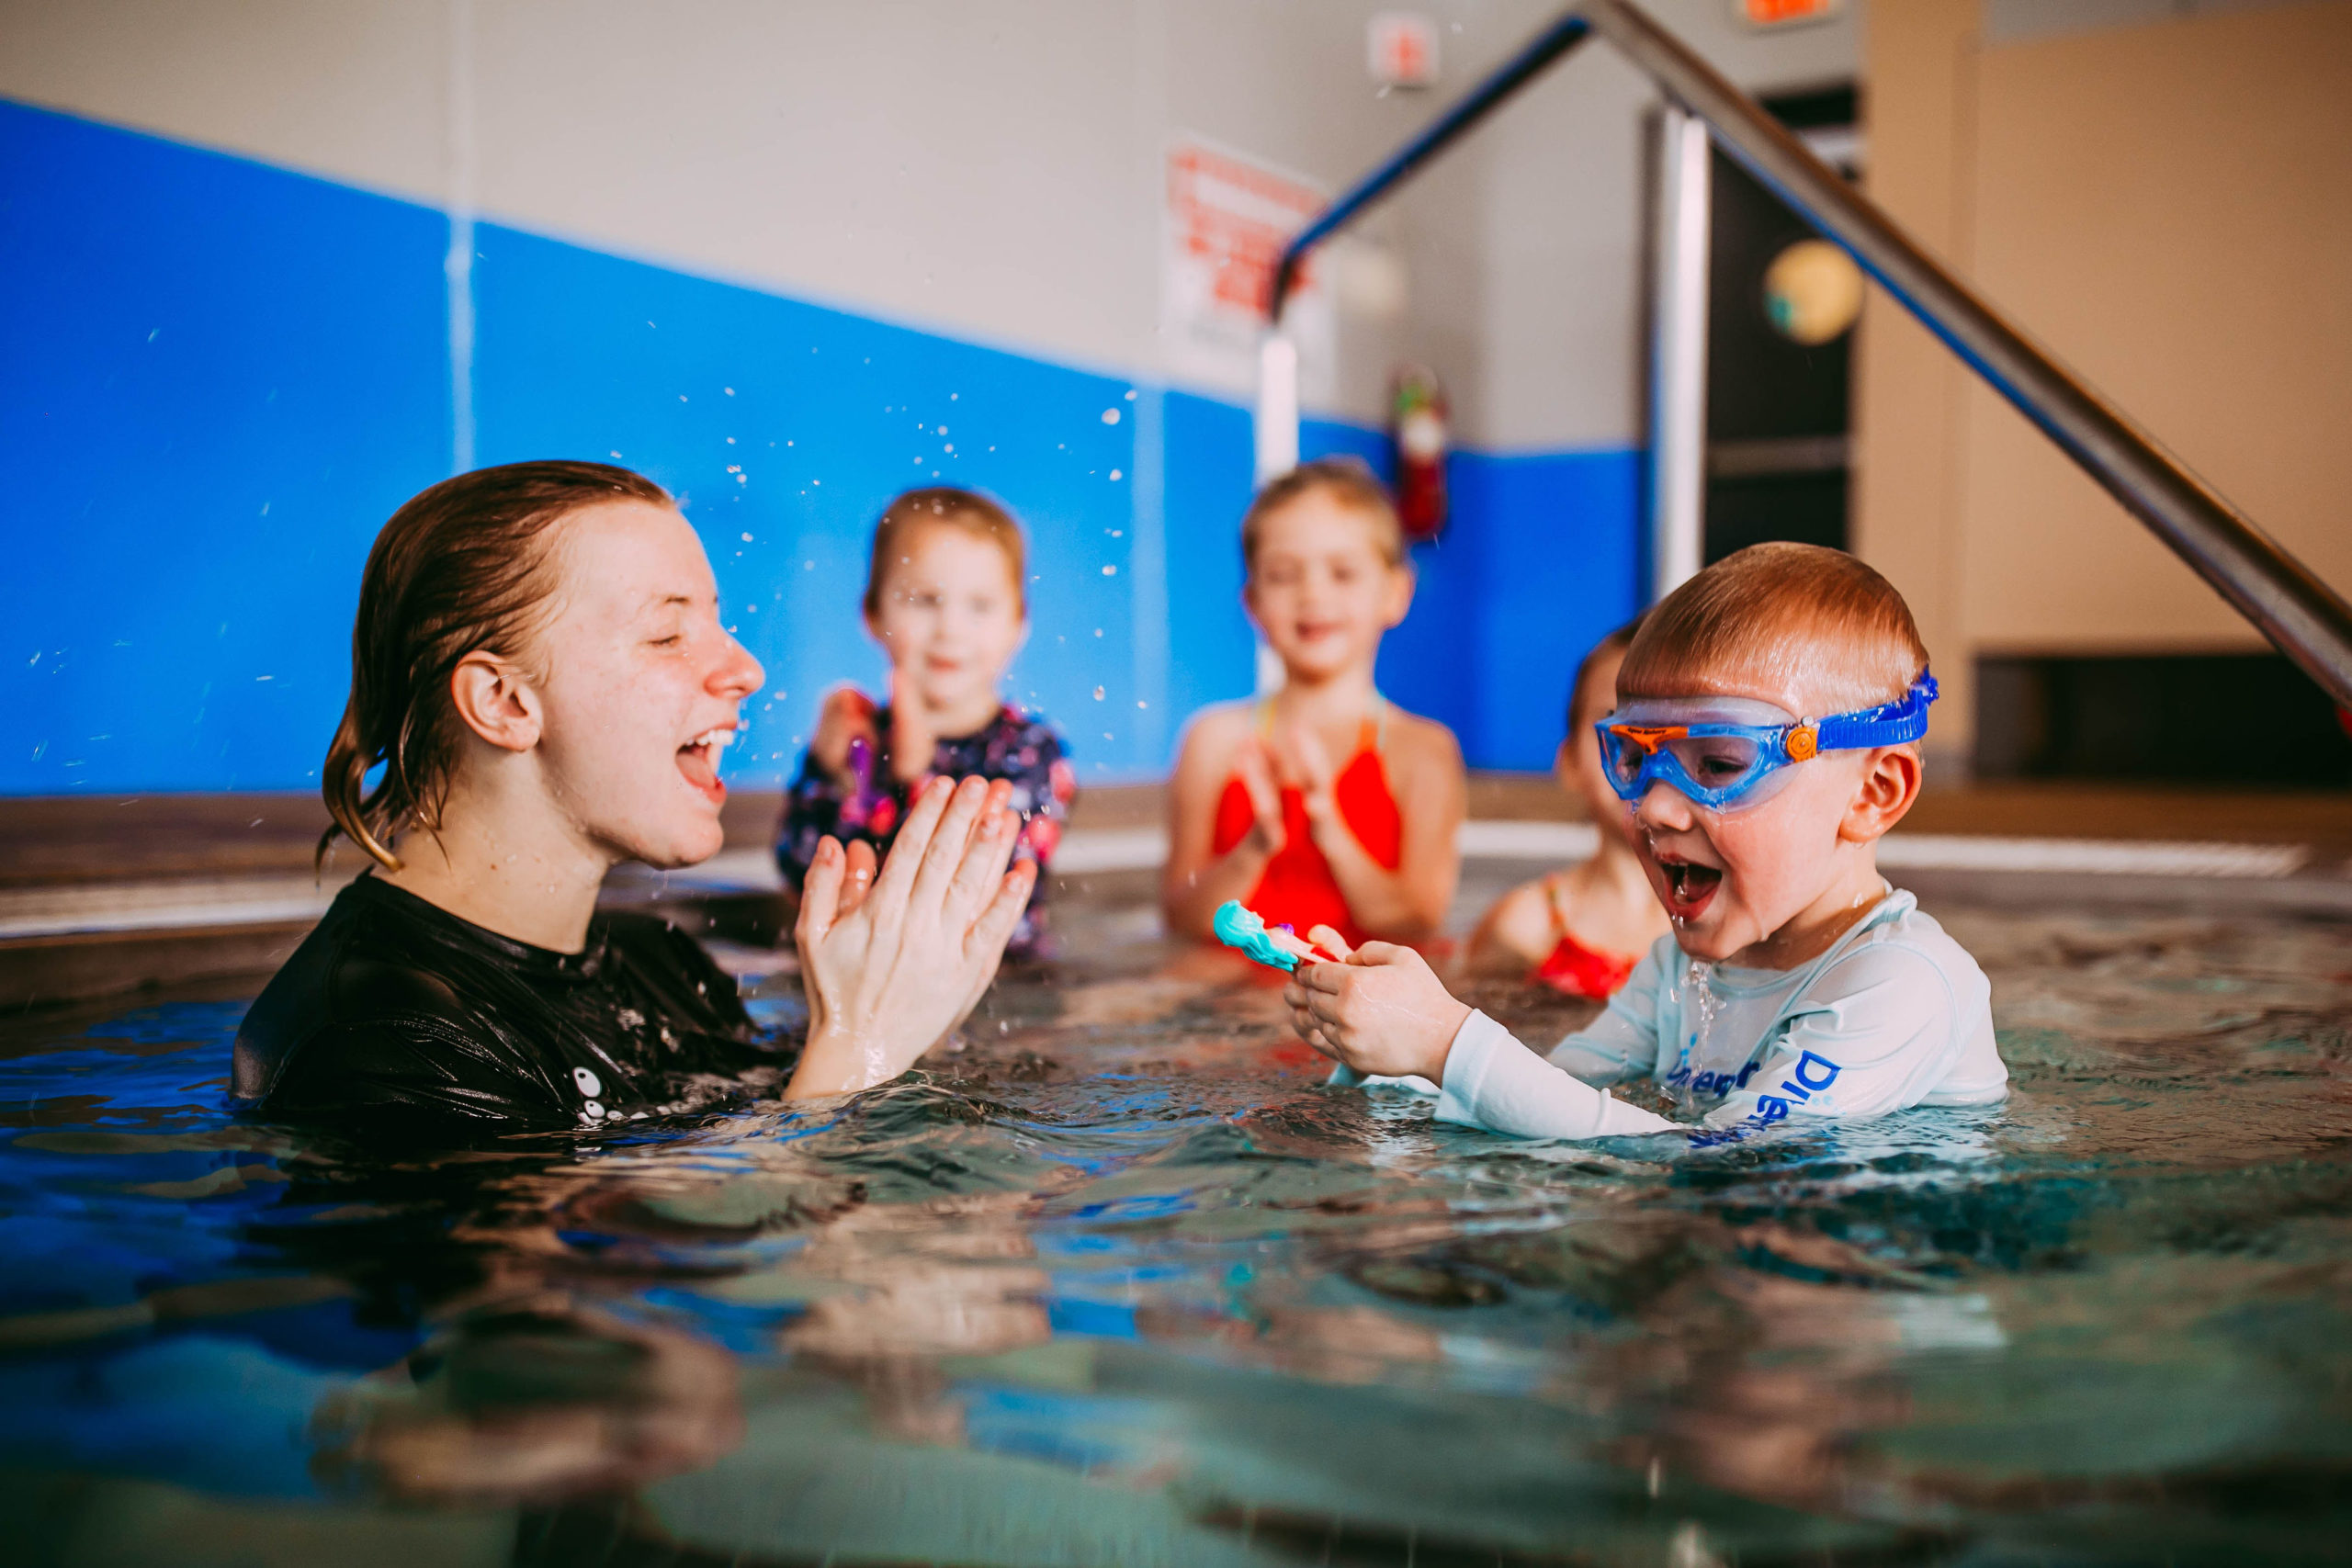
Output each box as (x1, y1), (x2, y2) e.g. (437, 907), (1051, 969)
(1763, 239), (1865, 346)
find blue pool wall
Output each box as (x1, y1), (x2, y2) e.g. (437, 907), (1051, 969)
(2, 99), (1641, 792)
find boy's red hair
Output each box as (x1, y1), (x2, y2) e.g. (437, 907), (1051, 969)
(1622, 542), (1928, 717)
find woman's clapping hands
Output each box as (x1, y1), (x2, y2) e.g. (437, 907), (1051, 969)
(786, 775), (1035, 1100)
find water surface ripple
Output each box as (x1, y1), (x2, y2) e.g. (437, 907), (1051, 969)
(3, 901), (2350, 1565)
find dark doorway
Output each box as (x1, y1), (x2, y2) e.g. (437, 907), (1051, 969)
(1702, 85), (1859, 565)
(1976, 652), (2352, 786)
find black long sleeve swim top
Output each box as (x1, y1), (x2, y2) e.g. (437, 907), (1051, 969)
(232, 874), (770, 1137)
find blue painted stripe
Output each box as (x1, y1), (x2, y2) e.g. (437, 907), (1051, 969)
(2, 98), (448, 795)
(2, 97), (1641, 792)
(1380, 446), (1644, 771)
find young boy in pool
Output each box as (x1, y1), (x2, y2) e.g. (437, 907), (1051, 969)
(1460, 617), (1668, 997)
(1162, 457), (1465, 951)
(1283, 542), (2008, 1141)
(777, 487), (1074, 954)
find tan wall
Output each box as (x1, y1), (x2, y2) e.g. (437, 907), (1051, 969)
(1855, 0), (2352, 756)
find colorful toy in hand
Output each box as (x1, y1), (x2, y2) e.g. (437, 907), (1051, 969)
(1213, 900), (1337, 973)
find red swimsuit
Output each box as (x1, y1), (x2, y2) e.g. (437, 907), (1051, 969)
(1529, 875), (1639, 999)
(1211, 711), (1401, 953)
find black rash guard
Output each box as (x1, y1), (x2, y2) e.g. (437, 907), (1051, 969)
(232, 874), (773, 1136)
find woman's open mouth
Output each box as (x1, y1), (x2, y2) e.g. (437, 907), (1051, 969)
(1654, 852), (1724, 920)
(676, 727), (735, 805)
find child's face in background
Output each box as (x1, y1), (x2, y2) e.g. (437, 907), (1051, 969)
(1620, 655), (1903, 965)
(865, 523), (1027, 719)
(1244, 493), (1412, 683)
(1559, 643), (1635, 846)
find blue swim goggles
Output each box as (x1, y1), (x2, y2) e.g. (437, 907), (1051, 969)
(1595, 671), (1937, 812)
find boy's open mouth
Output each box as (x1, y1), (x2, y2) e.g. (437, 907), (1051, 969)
(676, 726), (735, 804)
(1654, 852), (1723, 920)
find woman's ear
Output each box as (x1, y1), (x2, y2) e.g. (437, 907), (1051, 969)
(448, 651), (543, 753)
(1839, 746), (1923, 844)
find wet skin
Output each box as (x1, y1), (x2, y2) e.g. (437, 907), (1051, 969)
(1618, 666), (1921, 972)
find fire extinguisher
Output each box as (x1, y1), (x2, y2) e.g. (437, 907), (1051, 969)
(1391, 367), (1448, 543)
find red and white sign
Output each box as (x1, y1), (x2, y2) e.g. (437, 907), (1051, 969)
(1166, 140), (1322, 322)
(1368, 14), (1441, 88)
(1162, 136), (1331, 398)
(1736, 0), (1842, 28)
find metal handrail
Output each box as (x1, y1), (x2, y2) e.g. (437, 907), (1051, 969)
(1267, 0), (2352, 709)
(1267, 13), (1592, 322)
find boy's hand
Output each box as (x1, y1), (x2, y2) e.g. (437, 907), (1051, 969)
(887, 667), (937, 787)
(1283, 926), (1472, 1085)
(1233, 739), (1287, 857)
(811, 686), (881, 781)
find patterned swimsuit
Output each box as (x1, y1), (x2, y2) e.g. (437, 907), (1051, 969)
(775, 703), (1075, 955)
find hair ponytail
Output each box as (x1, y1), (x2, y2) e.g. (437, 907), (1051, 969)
(317, 460), (673, 874)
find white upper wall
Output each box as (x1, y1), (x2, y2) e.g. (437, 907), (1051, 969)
(0, 0), (1857, 447)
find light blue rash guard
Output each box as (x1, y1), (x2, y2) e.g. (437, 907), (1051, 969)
(1340, 889), (2008, 1142)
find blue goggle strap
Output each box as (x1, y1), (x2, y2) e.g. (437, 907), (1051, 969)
(1813, 670), (1938, 752)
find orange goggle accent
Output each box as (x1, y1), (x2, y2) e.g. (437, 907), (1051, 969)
(1609, 724), (1690, 753)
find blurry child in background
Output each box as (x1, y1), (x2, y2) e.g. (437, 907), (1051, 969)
(1460, 617), (1668, 998)
(777, 488), (1073, 954)
(1163, 457), (1464, 952)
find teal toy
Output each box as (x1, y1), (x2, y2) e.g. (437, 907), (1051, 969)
(1212, 900), (1324, 973)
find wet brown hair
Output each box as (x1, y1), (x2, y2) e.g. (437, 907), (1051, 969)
(1566, 613), (1647, 735)
(1621, 542), (1928, 716)
(319, 460), (672, 872)
(863, 487), (1028, 618)
(1240, 456), (1406, 572)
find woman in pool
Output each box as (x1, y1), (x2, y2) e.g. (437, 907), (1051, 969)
(232, 461), (1035, 1136)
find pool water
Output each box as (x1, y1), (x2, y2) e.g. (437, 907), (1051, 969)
(4, 893), (2351, 1566)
